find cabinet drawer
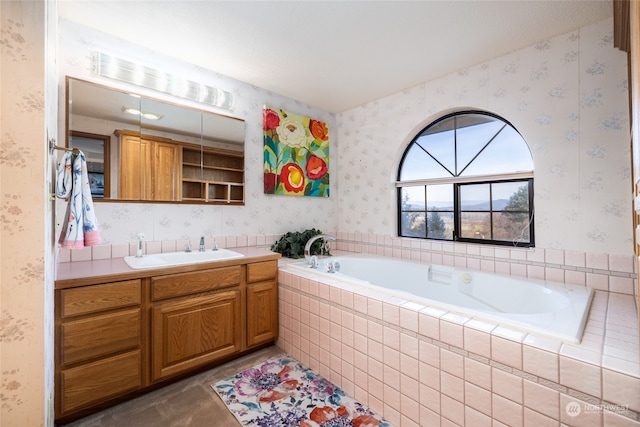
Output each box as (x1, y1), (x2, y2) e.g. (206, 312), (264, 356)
(247, 261), (278, 283)
(60, 350), (141, 415)
(61, 280), (141, 318)
(151, 266), (241, 300)
(61, 308), (141, 366)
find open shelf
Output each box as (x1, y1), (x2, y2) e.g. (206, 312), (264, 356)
(181, 146), (244, 204)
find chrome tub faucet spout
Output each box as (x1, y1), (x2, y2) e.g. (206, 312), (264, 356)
(304, 234), (336, 265)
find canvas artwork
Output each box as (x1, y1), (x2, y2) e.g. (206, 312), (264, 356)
(263, 106), (330, 197)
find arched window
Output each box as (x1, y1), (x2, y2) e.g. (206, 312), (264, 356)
(397, 111), (534, 247)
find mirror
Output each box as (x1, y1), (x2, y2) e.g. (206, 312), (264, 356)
(66, 77), (245, 204)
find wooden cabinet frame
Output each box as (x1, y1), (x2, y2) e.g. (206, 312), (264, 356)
(54, 256), (279, 423)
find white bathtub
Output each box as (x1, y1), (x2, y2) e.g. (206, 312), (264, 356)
(287, 254), (594, 344)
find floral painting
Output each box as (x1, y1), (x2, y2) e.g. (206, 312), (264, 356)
(263, 106), (330, 197)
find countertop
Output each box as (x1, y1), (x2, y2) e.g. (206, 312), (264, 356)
(55, 246), (281, 289)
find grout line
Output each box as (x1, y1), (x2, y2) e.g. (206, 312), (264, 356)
(279, 272), (640, 423)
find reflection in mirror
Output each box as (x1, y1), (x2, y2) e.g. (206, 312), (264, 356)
(69, 131), (110, 198)
(66, 77), (245, 204)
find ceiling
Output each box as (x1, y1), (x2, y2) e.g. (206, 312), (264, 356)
(58, 1), (613, 114)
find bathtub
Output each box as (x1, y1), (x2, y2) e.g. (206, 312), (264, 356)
(287, 254), (594, 344)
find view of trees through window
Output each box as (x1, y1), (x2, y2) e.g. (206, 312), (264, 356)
(397, 111), (534, 247)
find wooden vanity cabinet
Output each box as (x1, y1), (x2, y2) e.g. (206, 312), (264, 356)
(55, 255), (280, 422)
(55, 279), (143, 418)
(150, 267), (242, 382)
(246, 260), (279, 347)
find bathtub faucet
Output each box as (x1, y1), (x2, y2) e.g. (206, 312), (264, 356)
(327, 260), (340, 273)
(304, 234), (336, 265)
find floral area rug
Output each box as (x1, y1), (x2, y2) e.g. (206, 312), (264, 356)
(212, 356), (392, 427)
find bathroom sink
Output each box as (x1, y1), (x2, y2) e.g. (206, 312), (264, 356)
(124, 249), (245, 269)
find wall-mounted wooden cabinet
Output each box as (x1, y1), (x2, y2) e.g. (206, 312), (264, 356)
(55, 256), (279, 423)
(117, 131), (244, 204)
(182, 145), (244, 204)
(117, 130), (181, 201)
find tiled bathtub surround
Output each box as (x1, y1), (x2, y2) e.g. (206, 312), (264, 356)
(277, 267), (640, 427)
(59, 233), (634, 282)
(60, 233), (637, 296)
(334, 232), (637, 297)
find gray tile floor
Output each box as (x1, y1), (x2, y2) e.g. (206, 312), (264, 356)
(61, 346), (285, 427)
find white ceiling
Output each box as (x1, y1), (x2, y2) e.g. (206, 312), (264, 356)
(58, 0), (613, 114)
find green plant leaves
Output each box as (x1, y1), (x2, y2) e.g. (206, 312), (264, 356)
(270, 228), (332, 259)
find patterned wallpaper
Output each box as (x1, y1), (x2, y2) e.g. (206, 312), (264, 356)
(57, 20), (338, 247)
(336, 18), (632, 257)
(58, 18), (631, 258)
(0, 6), (633, 426)
(0, 1), (52, 425)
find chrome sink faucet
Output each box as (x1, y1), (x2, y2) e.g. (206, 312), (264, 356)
(136, 233), (145, 258)
(304, 234), (336, 265)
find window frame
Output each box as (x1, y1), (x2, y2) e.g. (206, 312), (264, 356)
(396, 110), (535, 248)
(455, 178), (534, 246)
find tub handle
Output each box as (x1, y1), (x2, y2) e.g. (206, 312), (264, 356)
(327, 260), (340, 273)
(428, 265), (453, 284)
(310, 255), (319, 269)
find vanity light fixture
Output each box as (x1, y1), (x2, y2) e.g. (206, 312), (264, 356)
(121, 105), (164, 120)
(93, 52), (234, 111)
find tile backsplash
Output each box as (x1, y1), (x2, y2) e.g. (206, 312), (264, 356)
(59, 231), (637, 297)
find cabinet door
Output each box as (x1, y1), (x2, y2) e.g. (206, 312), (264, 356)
(119, 134), (151, 200)
(152, 140), (181, 201)
(246, 280), (278, 348)
(151, 290), (241, 381)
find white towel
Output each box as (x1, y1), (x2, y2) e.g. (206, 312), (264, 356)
(56, 150), (102, 249)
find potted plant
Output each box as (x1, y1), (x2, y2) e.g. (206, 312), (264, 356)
(271, 228), (332, 259)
